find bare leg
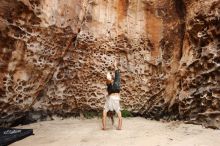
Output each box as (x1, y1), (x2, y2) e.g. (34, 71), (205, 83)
(102, 111), (107, 130)
(117, 111), (122, 130)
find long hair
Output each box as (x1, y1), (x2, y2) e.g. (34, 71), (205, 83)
(107, 111), (115, 125)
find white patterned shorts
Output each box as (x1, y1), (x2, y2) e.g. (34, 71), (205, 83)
(104, 94), (121, 113)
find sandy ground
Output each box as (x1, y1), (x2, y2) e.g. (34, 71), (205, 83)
(12, 117), (220, 146)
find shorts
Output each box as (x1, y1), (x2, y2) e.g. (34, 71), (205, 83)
(104, 94), (120, 113)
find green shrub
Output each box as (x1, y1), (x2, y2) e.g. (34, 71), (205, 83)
(82, 110), (133, 118)
(121, 110), (133, 117)
(83, 111), (97, 119)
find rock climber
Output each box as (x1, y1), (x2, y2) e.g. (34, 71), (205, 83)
(102, 60), (122, 130)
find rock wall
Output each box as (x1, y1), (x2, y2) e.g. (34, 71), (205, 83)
(0, 0), (219, 128)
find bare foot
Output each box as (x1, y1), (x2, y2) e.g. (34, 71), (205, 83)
(102, 127), (106, 130)
(117, 127), (122, 130)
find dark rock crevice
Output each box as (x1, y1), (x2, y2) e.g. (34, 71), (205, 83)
(173, 0), (186, 61)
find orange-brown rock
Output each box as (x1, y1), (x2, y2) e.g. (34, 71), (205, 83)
(0, 0), (219, 128)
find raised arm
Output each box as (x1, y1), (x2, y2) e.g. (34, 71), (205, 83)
(114, 69), (120, 84)
(106, 72), (112, 85)
(113, 60), (120, 86)
(114, 60), (118, 70)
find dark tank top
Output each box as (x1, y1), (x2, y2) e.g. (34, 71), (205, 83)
(107, 70), (120, 95)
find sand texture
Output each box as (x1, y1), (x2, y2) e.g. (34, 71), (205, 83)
(12, 117), (220, 146)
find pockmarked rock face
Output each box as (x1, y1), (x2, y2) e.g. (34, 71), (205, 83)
(0, 0), (219, 128)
